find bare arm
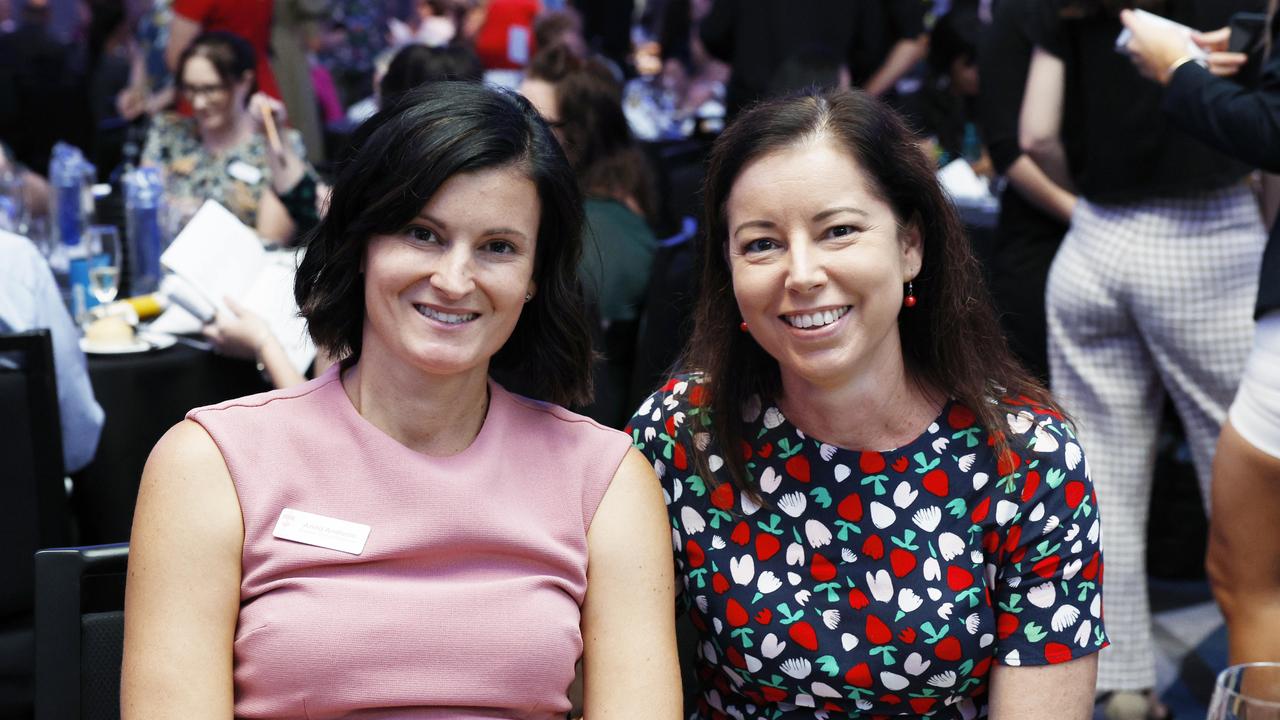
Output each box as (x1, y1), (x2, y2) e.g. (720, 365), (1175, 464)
(988, 654), (1099, 720)
(1261, 172), (1280, 230)
(1019, 47), (1075, 190)
(165, 15), (202, 74)
(256, 187), (298, 245)
(202, 297), (307, 388)
(864, 34), (929, 97)
(121, 420), (243, 719)
(581, 448), (682, 719)
(1004, 154), (1077, 223)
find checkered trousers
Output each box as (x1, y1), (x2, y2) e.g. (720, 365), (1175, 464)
(1046, 183), (1266, 691)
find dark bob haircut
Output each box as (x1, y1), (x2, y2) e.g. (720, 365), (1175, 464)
(177, 31), (258, 99)
(295, 81), (594, 407)
(687, 88), (1058, 495)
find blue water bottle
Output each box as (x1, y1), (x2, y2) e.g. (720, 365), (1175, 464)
(124, 167), (166, 294)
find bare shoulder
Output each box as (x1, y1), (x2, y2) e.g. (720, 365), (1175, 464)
(135, 419), (241, 546)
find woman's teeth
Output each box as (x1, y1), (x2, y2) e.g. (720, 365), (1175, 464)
(783, 306), (850, 329)
(416, 305), (478, 324)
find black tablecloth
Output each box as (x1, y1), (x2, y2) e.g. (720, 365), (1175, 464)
(75, 343), (271, 544)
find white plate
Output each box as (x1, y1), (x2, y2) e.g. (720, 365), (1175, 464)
(80, 331), (178, 355)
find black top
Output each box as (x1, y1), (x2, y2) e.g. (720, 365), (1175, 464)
(1165, 53), (1280, 317)
(977, 0), (1071, 244)
(1040, 1), (1254, 203)
(701, 0), (861, 115)
(849, 0), (929, 86)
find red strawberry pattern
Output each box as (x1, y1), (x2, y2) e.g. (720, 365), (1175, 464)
(627, 375), (1108, 719)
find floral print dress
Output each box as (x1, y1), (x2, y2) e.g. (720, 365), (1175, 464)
(141, 113), (308, 230)
(628, 375), (1108, 719)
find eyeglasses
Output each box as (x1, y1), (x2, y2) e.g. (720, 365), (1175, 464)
(179, 83), (230, 100)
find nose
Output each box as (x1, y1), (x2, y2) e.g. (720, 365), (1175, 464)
(429, 245), (476, 298)
(783, 238), (827, 294)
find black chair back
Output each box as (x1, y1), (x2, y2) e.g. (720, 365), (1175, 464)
(0, 329), (71, 718)
(35, 544), (129, 720)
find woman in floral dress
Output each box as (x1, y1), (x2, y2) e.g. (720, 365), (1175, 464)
(629, 88), (1107, 719)
(141, 32), (313, 244)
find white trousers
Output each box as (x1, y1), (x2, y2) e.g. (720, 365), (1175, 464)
(1046, 184), (1266, 691)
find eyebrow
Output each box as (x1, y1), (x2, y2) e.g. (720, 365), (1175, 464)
(416, 213), (530, 240)
(731, 206), (870, 238)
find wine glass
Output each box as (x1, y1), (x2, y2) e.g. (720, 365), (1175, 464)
(86, 225), (122, 306)
(1208, 663), (1280, 719)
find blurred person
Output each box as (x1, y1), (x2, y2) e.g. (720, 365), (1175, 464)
(0, 229), (103, 475)
(122, 80), (681, 719)
(521, 45), (659, 426)
(472, 0), (540, 70)
(141, 31), (315, 243)
(850, 0), (930, 99)
(919, 4), (986, 168)
(314, 0), (390, 109)
(377, 41), (484, 107)
(1120, 0), (1280, 672)
(575, 0), (632, 69)
(629, 87), (1106, 719)
(1022, 1), (1267, 716)
(656, 0), (729, 122)
(0, 139), (52, 217)
(200, 296), (310, 389)
(115, 0), (176, 122)
(343, 46), (398, 125)
(699, 0), (860, 116)
(269, 0), (326, 162)
(0, 0), (88, 172)
(974, 0), (1076, 383)
(164, 0), (279, 99)
(533, 5), (585, 57)
(387, 0), (460, 49)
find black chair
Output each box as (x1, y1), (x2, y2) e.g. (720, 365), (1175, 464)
(0, 329), (72, 718)
(34, 544), (129, 720)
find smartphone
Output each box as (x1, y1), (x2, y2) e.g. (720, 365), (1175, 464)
(1229, 12), (1268, 54)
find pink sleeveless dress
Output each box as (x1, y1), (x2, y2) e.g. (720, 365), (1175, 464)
(187, 365), (632, 719)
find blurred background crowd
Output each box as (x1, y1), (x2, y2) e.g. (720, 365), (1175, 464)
(2, 0), (1277, 718)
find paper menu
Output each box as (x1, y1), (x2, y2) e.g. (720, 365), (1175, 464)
(150, 200), (316, 374)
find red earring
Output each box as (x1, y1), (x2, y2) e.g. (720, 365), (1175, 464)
(904, 281), (917, 308)
(739, 321), (749, 332)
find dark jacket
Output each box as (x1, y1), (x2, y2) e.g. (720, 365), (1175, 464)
(1164, 51), (1280, 317)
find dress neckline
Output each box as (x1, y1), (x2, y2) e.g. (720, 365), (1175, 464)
(761, 395), (957, 455)
(322, 363), (506, 464)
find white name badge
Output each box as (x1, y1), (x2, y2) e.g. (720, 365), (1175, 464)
(272, 508), (371, 555)
(226, 159), (264, 185)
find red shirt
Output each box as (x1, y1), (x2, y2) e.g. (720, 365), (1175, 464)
(474, 0), (541, 70)
(173, 0), (279, 99)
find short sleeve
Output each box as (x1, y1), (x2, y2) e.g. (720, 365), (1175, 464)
(987, 407), (1108, 667)
(977, 0), (1032, 174)
(625, 376), (705, 616)
(1026, 3), (1067, 59)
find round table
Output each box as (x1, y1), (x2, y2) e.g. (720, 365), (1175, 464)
(75, 342), (271, 544)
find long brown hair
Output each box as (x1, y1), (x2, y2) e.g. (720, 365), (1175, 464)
(686, 89), (1060, 496)
(526, 45), (658, 223)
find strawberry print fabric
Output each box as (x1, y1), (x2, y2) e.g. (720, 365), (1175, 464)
(628, 375), (1108, 719)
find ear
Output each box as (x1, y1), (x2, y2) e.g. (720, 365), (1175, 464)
(525, 279), (537, 302)
(899, 220), (924, 282)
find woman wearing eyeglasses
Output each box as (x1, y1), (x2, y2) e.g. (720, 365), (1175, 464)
(140, 31), (315, 245)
